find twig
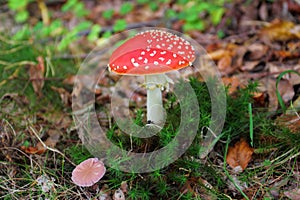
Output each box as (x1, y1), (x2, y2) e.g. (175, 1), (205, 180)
(29, 126), (76, 166)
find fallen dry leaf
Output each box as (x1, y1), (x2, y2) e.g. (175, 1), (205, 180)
(51, 86), (71, 106)
(259, 77), (295, 112)
(222, 76), (246, 94)
(29, 56), (45, 97)
(246, 43), (268, 60)
(260, 20), (300, 42)
(226, 138), (254, 172)
(205, 49), (233, 61)
(218, 54), (232, 73)
(276, 96), (300, 133)
(22, 129), (61, 155)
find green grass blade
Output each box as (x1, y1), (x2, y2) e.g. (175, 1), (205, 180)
(276, 70), (300, 113)
(248, 103), (253, 147)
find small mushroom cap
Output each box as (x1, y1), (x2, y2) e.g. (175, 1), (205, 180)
(108, 30), (195, 75)
(71, 158), (106, 187)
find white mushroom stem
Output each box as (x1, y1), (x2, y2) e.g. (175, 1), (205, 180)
(145, 74), (170, 126)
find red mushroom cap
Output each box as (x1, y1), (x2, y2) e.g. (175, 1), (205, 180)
(108, 30), (195, 75)
(71, 158), (106, 187)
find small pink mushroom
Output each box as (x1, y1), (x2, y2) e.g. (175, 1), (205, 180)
(71, 158), (106, 187)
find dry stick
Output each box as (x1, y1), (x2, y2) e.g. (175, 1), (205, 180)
(29, 126), (76, 166)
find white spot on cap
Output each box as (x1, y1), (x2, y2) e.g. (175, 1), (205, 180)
(143, 58), (148, 64)
(158, 57), (165, 61)
(154, 61), (159, 65)
(179, 60), (185, 65)
(178, 46), (182, 49)
(124, 66), (127, 69)
(150, 51), (157, 57)
(141, 51), (145, 55)
(173, 53), (177, 58)
(185, 46), (189, 50)
(156, 44), (161, 48)
(166, 59), (171, 65)
(147, 39), (152, 43)
(145, 66), (149, 69)
(138, 57), (143, 60)
(160, 51), (166, 55)
(133, 63), (139, 67)
(131, 58), (135, 63)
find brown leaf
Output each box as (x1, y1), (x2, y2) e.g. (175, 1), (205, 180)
(51, 86), (71, 106)
(259, 77), (295, 112)
(226, 138), (254, 172)
(120, 181), (128, 194)
(22, 129), (61, 155)
(222, 76), (246, 95)
(246, 43), (268, 60)
(205, 49), (232, 61)
(260, 20), (300, 42)
(276, 96), (300, 133)
(218, 55), (232, 73)
(29, 56), (45, 97)
(258, 2), (268, 21)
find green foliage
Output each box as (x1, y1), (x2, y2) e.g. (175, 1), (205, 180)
(8, 0), (32, 23)
(113, 19), (127, 32)
(120, 2), (133, 15)
(275, 70), (300, 113)
(102, 9), (114, 20)
(87, 24), (101, 41)
(61, 0), (89, 17)
(171, 0), (227, 32)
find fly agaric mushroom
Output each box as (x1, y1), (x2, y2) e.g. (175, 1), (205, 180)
(71, 158), (106, 187)
(108, 29), (195, 126)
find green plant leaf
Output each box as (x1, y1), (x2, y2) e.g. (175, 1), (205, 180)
(13, 25), (31, 40)
(102, 9), (114, 20)
(73, 2), (89, 17)
(87, 24), (101, 41)
(113, 19), (127, 32)
(15, 10), (29, 23)
(210, 7), (225, 25)
(120, 2), (133, 15)
(8, 0), (28, 10)
(61, 0), (77, 12)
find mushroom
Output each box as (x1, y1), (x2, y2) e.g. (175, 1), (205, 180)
(108, 29), (195, 126)
(71, 158), (106, 187)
